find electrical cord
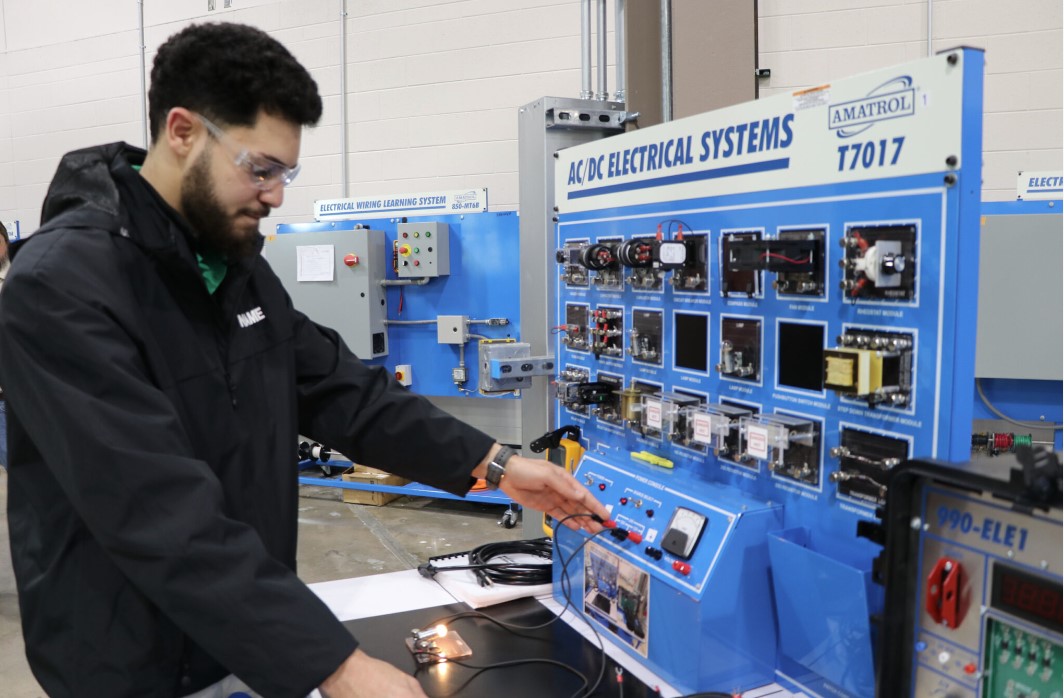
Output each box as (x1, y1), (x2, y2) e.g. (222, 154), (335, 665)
(976, 378), (1062, 431)
(417, 538), (552, 587)
(411, 514), (609, 698)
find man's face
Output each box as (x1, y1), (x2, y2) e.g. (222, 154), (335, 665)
(180, 112), (301, 259)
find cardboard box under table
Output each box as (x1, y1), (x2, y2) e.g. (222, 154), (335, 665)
(341, 466), (410, 506)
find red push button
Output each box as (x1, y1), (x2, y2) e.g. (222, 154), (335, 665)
(598, 483), (606, 491)
(963, 663), (977, 675)
(672, 561), (691, 576)
(620, 497), (628, 505)
(343, 253), (359, 267)
(399, 245), (411, 256)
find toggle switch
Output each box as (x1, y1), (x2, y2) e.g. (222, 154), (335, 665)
(926, 557), (966, 629)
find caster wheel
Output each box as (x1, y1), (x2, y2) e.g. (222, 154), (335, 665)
(499, 510), (518, 529)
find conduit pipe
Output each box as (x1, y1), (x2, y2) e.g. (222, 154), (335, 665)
(614, 0), (627, 101)
(660, 0), (673, 122)
(595, 0), (608, 100)
(580, 0), (593, 99)
(138, 0), (148, 148)
(340, 0), (350, 197)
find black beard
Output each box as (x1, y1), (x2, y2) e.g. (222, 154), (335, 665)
(180, 151), (264, 259)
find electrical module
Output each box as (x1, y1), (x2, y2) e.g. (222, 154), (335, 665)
(552, 49), (985, 697)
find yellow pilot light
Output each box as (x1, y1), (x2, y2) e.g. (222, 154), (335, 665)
(824, 347), (883, 396)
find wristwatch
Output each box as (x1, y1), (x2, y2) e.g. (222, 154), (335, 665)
(484, 446), (517, 490)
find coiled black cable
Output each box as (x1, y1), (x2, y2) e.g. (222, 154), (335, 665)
(417, 537), (553, 587)
(467, 537), (552, 586)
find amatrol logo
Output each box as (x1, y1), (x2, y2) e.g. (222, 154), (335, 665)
(829, 76), (915, 137)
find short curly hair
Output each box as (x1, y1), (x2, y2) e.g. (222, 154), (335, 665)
(148, 22), (322, 140)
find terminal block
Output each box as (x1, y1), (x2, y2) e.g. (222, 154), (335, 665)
(829, 428), (908, 505)
(824, 328), (913, 407)
(840, 224), (916, 301)
(641, 392), (701, 442)
(670, 234), (709, 292)
(556, 240), (590, 287)
(590, 372), (624, 426)
(590, 306), (624, 359)
(716, 317), (761, 381)
(723, 231), (824, 297)
(720, 231), (762, 297)
(588, 239), (623, 290)
(561, 304), (590, 352)
(741, 414), (821, 485)
(628, 309), (663, 365)
(689, 403), (754, 462)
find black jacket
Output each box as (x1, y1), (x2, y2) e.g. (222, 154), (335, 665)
(0, 143), (495, 697)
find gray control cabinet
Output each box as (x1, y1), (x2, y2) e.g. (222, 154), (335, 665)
(261, 229), (388, 359)
(975, 213), (1063, 380)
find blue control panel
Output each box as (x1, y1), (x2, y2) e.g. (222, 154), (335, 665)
(552, 49), (985, 697)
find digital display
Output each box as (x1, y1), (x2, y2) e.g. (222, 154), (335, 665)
(990, 563), (1063, 633)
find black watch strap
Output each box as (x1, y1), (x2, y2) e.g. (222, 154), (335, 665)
(485, 446), (517, 490)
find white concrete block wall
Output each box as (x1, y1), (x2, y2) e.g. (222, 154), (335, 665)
(1, 0), (1058, 232)
(759, 0), (1063, 201)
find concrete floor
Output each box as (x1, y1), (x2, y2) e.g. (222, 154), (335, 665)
(0, 470), (529, 697)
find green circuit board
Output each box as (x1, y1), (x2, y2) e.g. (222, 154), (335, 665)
(983, 618), (1063, 698)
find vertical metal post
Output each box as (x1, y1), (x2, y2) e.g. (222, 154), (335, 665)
(614, 0), (627, 102)
(927, 0), (934, 56)
(339, 0), (350, 198)
(138, 0), (148, 148)
(660, 0), (673, 121)
(580, 0), (593, 99)
(595, 0), (608, 100)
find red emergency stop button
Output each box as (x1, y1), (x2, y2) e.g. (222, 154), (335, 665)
(343, 253), (359, 267)
(672, 561), (691, 576)
(399, 245), (411, 256)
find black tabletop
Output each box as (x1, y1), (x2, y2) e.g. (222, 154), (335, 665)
(342, 597), (660, 697)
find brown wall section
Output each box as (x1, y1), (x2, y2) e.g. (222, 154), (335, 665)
(626, 0), (757, 129)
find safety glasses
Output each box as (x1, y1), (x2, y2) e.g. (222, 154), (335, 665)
(196, 113), (301, 190)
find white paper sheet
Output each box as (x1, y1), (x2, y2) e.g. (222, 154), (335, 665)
(296, 244), (335, 282)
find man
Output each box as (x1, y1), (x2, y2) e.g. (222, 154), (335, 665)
(0, 22), (607, 698)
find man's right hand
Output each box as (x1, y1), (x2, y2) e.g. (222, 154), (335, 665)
(320, 649), (428, 698)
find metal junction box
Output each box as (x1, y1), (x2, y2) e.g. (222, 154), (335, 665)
(396, 222), (450, 278)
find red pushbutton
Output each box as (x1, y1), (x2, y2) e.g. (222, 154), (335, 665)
(402, 232), (409, 238)
(620, 497), (628, 505)
(343, 253), (359, 267)
(627, 531), (643, 544)
(672, 561), (691, 576)
(598, 483), (606, 491)
(963, 663), (976, 675)
(414, 260), (420, 266)
(399, 245), (411, 256)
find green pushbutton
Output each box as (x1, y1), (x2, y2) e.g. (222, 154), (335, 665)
(425, 231), (432, 238)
